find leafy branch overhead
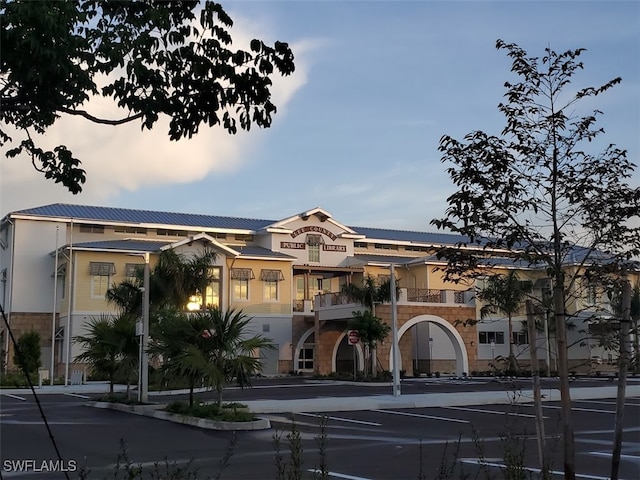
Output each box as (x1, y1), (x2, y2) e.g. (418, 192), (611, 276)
(0, 0), (295, 192)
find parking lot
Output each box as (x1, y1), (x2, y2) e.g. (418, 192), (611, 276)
(1, 379), (639, 479)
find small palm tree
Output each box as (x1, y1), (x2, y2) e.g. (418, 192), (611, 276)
(478, 271), (528, 373)
(342, 275), (395, 375)
(74, 314), (138, 394)
(149, 308), (275, 407)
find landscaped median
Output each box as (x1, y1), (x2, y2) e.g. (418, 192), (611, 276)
(85, 400), (271, 431)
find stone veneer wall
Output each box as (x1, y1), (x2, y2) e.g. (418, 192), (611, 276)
(370, 304), (478, 374)
(3, 312), (56, 371)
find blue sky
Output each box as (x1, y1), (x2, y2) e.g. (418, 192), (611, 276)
(2, 0), (638, 231)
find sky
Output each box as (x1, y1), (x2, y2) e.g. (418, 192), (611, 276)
(1, 0), (639, 232)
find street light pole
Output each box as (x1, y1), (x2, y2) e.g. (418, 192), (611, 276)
(140, 253), (150, 403)
(390, 264), (400, 397)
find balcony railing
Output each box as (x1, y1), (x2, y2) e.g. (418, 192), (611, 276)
(406, 288), (442, 303)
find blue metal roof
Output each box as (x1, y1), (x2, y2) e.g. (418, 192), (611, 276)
(349, 226), (469, 245)
(71, 240), (169, 252)
(11, 203), (470, 246)
(236, 246), (296, 259)
(11, 203), (275, 231)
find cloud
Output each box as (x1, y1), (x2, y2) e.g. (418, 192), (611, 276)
(1, 11), (314, 216)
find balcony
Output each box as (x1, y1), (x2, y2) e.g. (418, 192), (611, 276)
(314, 288), (475, 321)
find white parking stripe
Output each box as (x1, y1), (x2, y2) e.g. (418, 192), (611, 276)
(442, 406), (543, 418)
(460, 459), (632, 480)
(372, 409), (469, 424)
(296, 412), (381, 426)
(63, 392), (91, 399)
(588, 451), (640, 461)
(308, 469), (372, 480)
(542, 405), (614, 414)
(2, 394), (26, 401)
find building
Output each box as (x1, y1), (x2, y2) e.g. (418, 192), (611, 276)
(0, 203), (631, 379)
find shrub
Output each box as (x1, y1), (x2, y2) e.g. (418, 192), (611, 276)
(14, 331), (41, 376)
(164, 401), (254, 422)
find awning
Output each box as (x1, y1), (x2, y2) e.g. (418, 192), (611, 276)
(230, 268), (255, 280)
(89, 262), (116, 275)
(306, 234), (324, 245)
(260, 269), (285, 282)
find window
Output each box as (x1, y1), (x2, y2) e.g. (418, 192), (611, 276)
(234, 234), (254, 242)
(156, 229), (187, 237)
(354, 242), (368, 248)
(306, 234), (323, 263)
(512, 331), (528, 346)
(479, 331), (505, 344)
(260, 269), (283, 302)
(114, 225), (147, 235)
(79, 224), (104, 234)
(308, 244), (320, 262)
(297, 347), (314, 371)
(374, 243), (398, 250)
(125, 263), (143, 281)
(90, 262), (115, 298)
(231, 268), (254, 300)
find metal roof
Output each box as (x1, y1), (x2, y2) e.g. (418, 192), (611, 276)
(236, 246), (296, 260)
(8, 203), (471, 247)
(10, 203), (274, 231)
(349, 226), (470, 245)
(70, 240), (169, 252)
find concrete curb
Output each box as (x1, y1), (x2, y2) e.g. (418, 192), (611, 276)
(85, 402), (271, 431)
(242, 384), (640, 414)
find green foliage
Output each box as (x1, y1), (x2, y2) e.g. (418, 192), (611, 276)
(13, 330), (41, 376)
(348, 310), (391, 350)
(73, 313), (138, 393)
(149, 308), (275, 407)
(165, 401), (254, 422)
(0, 370), (29, 388)
(1, 1), (295, 192)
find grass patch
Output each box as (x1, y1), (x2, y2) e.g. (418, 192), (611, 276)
(165, 401), (255, 422)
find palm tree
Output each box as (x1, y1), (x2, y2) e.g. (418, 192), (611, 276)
(342, 275), (394, 376)
(149, 308), (275, 407)
(347, 310), (391, 377)
(477, 271), (528, 373)
(73, 313), (138, 395)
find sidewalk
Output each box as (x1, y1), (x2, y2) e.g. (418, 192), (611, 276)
(3, 381), (638, 415)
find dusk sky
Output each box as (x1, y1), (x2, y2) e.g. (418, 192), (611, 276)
(1, 0), (638, 231)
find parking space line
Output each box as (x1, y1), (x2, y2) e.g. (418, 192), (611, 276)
(442, 406), (543, 418)
(372, 409), (469, 424)
(2, 394), (26, 401)
(63, 393), (91, 399)
(296, 412), (381, 426)
(460, 458), (630, 480)
(542, 405), (614, 414)
(588, 452), (640, 461)
(308, 469), (372, 480)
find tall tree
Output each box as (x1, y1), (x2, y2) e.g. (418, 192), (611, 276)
(149, 308), (274, 407)
(431, 40), (640, 479)
(477, 271), (528, 373)
(0, 1), (295, 192)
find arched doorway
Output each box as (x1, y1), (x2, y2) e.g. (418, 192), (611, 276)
(388, 314), (469, 376)
(294, 328), (316, 374)
(333, 330), (365, 375)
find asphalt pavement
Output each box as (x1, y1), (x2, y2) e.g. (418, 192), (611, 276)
(3, 376), (639, 414)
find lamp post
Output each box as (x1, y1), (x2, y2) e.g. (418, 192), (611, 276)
(129, 252), (150, 403)
(390, 264), (400, 397)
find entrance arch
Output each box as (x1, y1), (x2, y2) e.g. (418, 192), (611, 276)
(294, 328), (315, 373)
(388, 314), (469, 376)
(333, 330), (365, 373)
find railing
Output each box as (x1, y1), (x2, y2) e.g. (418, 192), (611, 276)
(317, 292), (358, 307)
(406, 288), (442, 303)
(454, 291), (466, 304)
